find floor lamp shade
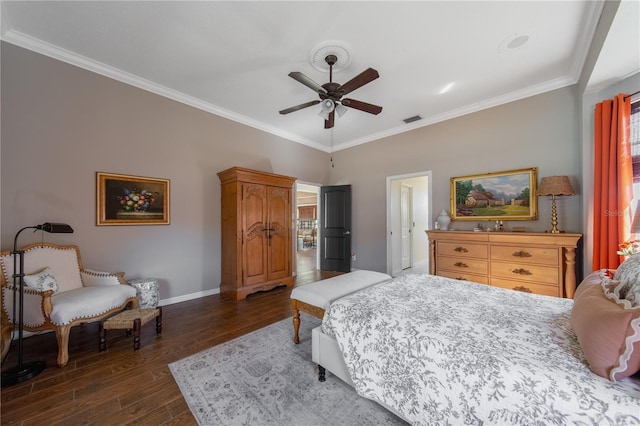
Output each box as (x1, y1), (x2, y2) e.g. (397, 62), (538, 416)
(537, 176), (575, 234)
(1, 222), (74, 387)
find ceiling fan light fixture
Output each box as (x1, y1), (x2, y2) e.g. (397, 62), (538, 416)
(335, 103), (348, 117)
(319, 99), (335, 119)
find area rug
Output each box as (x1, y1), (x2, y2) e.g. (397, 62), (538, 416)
(169, 314), (406, 425)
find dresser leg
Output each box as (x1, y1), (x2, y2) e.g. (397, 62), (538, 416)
(564, 247), (577, 299)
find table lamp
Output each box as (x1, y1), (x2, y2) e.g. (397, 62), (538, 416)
(537, 176), (575, 233)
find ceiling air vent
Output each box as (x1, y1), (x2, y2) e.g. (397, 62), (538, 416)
(403, 115), (422, 124)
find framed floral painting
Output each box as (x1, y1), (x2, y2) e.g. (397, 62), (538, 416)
(450, 167), (537, 221)
(96, 172), (170, 225)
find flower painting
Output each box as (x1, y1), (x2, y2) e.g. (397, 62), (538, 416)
(96, 172), (170, 225)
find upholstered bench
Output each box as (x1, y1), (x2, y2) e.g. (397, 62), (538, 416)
(99, 307), (162, 351)
(291, 270), (391, 343)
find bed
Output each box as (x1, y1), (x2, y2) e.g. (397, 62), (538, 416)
(314, 272), (640, 425)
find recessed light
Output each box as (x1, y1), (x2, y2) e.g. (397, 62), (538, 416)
(439, 82), (455, 94)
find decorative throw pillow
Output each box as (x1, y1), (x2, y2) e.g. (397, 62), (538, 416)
(613, 254), (640, 306)
(23, 267), (59, 294)
(570, 271), (640, 381)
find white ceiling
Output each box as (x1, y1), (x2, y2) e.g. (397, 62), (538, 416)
(1, 1), (638, 152)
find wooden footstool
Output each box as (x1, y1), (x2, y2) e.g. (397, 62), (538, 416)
(99, 307), (162, 351)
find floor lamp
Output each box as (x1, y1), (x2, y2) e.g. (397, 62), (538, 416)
(1, 222), (73, 387)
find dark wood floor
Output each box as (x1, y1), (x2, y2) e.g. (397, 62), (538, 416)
(0, 269), (340, 425)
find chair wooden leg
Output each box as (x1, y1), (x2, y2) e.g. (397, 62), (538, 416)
(1, 322), (13, 360)
(55, 325), (71, 367)
(155, 307), (162, 334)
(99, 322), (107, 352)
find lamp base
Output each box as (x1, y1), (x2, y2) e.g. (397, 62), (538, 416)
(1, 360), (46, 387)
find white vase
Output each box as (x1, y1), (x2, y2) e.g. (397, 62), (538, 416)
(437, 210), (451, 231)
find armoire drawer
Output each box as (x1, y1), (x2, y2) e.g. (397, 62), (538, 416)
(437, 256), (488, 275)
(490, 262), (558, 285)
(491, 277), (560, 297)
(490, 245), (558, 265)
(438, 241), (487, 258)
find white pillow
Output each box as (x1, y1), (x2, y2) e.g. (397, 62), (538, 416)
(612, 254), (640, 306)
(23, 267), (59, 294)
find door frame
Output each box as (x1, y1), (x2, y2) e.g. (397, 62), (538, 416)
(294, 181), (322, 276)
(400, 183), (413, 270)
(386, 171), (432, 276)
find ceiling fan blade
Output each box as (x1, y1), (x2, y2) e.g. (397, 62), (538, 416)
(324, 110), (335, 129)
(279, 100), (321, 115)
(288, 72), (327, 95)
(339, 68), (379, 96)
(341, 98), (383, 115)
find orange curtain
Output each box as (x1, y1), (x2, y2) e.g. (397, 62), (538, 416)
(592, 93), (632, 270)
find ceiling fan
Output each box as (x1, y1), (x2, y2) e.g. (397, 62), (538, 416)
(279, 54), (382, 129)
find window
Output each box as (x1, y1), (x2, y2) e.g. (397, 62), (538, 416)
(630, 97), (640, 232)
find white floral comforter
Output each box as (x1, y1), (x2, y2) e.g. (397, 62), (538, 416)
(322, 273), (640, 425)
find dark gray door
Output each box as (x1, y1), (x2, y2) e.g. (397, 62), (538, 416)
(320, 185), (351, 272)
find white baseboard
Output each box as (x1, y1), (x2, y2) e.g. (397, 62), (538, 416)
(158, 287), (220, 306)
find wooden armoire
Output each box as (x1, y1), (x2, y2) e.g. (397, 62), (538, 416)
(217, 167), (296, 300)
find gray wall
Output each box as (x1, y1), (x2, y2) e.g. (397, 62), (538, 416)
(1, 42), (329, 303)
(331, 87), (582, 273)
(4, 35), (622, 302)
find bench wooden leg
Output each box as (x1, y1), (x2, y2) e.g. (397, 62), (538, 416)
(293, 308), (300, 344)
(318, 365), (326, 382)
(133, 318), (141, 351)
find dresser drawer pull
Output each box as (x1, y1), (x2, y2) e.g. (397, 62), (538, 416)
(511, 268), (532, 275)
(454, 262), (469, 268)
(513, 285), (532, 293)
(512, 250), (532, 258)
(454, 246), (469, 253)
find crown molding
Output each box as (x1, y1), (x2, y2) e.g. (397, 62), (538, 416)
(0, 29), (332, 152)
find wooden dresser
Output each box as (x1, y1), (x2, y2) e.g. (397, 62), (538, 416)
(218, 167), (296, 300)
(426, 230), (582, 298)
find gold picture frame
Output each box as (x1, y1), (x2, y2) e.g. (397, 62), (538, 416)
(96, 172), (170, 226)
(450, 167), (537, 221)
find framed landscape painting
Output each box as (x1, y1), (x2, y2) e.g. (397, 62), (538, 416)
(450, 167), (537, 221)
(96, 172), (170, 225)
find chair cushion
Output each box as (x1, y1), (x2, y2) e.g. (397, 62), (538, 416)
(291, 270), (391, 309)
(1, 245), (83, 293)
(50, 285), (137, 325)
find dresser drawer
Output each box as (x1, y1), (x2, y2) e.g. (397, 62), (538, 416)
(438, 256), (488, 275)
(437, 269), (489, 284)
(490, 245), (559, 266)
(491, 277), (560, 297)
(438, 241), (488, 258)
(490, 262), (558, 285)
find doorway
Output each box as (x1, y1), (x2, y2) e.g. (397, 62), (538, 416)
(295, 182), (321, 274)
(386, 172), (431, 277)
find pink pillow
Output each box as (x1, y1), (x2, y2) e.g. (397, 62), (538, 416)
(570, 271), (640, 381)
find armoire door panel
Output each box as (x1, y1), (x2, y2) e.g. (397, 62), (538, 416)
(267, 186), (290, 280)
(242, 183), (268, 286)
